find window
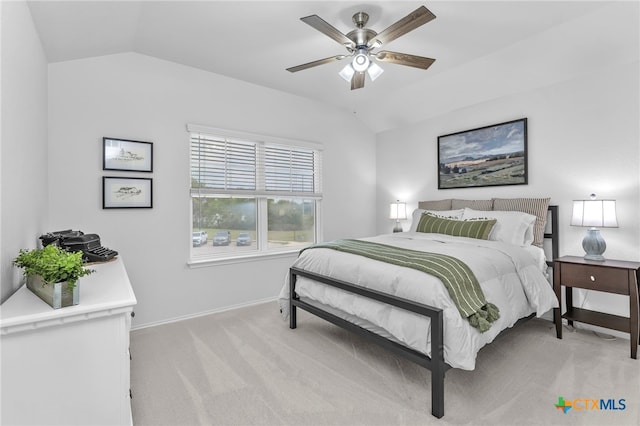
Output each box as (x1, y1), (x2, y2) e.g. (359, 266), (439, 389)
(188, 124), (322, 263)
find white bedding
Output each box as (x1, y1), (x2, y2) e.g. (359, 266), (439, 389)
(278, 232), (558, 370)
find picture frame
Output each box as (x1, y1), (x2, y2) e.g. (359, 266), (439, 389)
(437, 118), (528, 189)
(103, 137), (153, 172)
(103, 176), (153, 209)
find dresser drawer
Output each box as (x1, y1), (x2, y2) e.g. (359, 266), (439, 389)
(560, 263), (630, 295)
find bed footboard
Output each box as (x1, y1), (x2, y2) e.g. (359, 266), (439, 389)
(289, 267), (450, 418)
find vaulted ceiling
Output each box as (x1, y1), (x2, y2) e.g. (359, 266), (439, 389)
(26, 1), (639, 133)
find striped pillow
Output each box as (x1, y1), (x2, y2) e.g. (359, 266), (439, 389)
(416, 213), (496, 240)
(492, 198), (550, 248)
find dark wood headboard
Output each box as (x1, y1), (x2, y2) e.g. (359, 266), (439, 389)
(545, 205), (559, 268)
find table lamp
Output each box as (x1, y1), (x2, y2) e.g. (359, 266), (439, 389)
(389, 200), (407, 233)
(570, 194), (618, 261)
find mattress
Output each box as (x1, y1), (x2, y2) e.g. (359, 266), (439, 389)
(279, 232), (558, 370)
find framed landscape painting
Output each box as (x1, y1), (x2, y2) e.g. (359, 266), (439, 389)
(437, 118), (528, 189)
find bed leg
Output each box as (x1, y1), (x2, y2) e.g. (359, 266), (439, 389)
(431, 310), (445, 418)
(432, 368), (445, 418)
(289, 269), (297, 329)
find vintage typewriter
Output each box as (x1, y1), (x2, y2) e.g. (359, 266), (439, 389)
(40, 230), (118, 263)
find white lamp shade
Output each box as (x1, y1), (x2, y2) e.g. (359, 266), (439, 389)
(339, 63), (355, 82)
(571, 199), (618, 228)
(367, 62), (384, 81)
(389, 201), (407, 220)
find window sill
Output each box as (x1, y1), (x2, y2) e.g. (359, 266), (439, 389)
(187, 249), (300, 268)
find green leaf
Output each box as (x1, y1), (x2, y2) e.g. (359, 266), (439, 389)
(13, 245), (94, 291)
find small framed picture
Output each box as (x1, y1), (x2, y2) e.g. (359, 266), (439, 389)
(103, 177), (153, 209)
(103, 137), (153, 172)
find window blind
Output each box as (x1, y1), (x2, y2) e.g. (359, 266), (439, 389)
(265, 145), (320, 195)
(190, 131), (322, 198)
(190, 133), (256, 192)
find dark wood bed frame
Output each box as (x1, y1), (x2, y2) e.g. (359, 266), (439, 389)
(288, 205), (558, 418)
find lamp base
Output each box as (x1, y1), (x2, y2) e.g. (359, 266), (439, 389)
(393, 221), (403, 233)
(583, 254), (605, 262)
(582, 228), (606, 261)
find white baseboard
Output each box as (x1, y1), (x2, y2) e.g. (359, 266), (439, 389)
(132, 301), (633, 343)
(131, 296), (278, 331)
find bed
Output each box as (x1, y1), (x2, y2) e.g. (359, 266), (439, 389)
(278, 198), (559, 418)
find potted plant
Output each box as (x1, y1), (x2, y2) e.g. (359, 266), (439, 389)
(13, 245), (94, 309)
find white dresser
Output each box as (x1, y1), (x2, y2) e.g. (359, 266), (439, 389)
(1, 257), (137, 426)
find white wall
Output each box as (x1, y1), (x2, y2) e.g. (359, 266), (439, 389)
(0, 0), (49, 303)
(47, 52), (376, 327)
(376, 60), (640, 320)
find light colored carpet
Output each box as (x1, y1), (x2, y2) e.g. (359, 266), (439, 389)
(130, 301), (639, 425)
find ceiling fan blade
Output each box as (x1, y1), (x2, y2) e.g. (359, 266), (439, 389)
(286, 55), (346, 73)
(375, 51), (435, 70)
(301, 15), (354, 47)
(351, 72), (365, 90)
(370, 6), (436, 47)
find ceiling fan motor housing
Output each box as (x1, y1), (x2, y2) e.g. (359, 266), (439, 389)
(346, 28), (377, 49)
(347, 12), (377, 49)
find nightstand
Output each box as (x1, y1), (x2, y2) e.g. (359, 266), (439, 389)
(553, 255), (640, 359)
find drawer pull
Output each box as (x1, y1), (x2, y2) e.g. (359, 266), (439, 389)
(590, 275), (596, 282)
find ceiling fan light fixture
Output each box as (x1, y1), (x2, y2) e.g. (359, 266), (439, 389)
(339, 63), (355, 82)
(367, 61), (384, 81)
(351, 50), (370, 72)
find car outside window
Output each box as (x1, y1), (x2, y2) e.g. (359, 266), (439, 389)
(192, 231), (208, 247)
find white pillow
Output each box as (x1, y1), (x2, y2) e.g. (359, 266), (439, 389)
(461, 208), (536, 246)
(523, 223), (535, 247)
(409, 209), (464, 232)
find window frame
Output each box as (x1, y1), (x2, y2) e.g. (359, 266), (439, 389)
(187, 124), (323, 266)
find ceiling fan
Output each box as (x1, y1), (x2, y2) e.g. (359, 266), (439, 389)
(286, 5), (436, 90)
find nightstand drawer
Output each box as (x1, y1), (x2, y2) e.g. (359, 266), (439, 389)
(560, 263), (629, 295)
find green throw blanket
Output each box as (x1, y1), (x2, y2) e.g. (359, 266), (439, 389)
(302, 239), (500, 332)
